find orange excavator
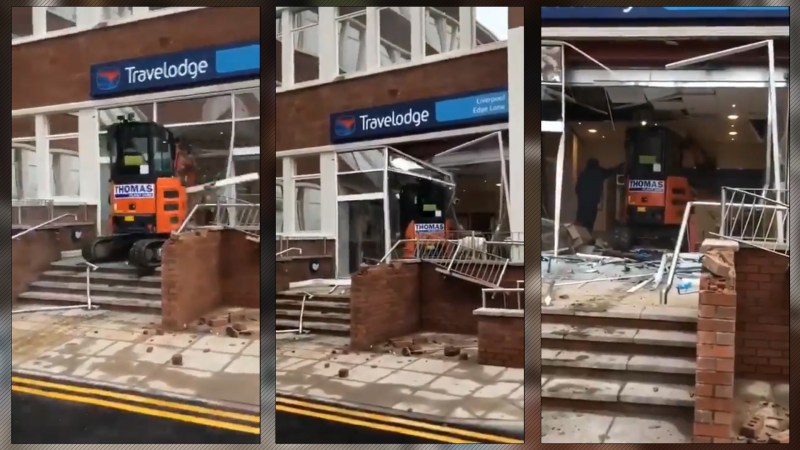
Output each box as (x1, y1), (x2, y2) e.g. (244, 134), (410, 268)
(83, 115), (192, 271)
(610, 125), (694, 250)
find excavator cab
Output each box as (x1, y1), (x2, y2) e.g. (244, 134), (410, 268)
(84, 115), (189, 271)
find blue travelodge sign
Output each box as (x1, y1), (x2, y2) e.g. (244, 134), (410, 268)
(330, 88), (508, 143)
(90, 41), (260, 98)
(541, 7), (789, 22)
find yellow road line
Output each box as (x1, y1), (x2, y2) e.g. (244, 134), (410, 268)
(12, 376), (259, 424)
(276, 396), (523, 444)
(277, 404), (472, 443)
(13, 384), (260, 436)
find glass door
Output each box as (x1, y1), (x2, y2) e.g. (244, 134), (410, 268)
(337, 197), (385, 278)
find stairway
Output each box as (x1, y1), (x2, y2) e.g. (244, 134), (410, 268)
(541, 302), (697, 415)
(275, 290), (350, 336)
(17, 256), (162, 314)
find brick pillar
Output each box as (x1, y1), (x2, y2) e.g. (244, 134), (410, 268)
(694, 239), (739, 443)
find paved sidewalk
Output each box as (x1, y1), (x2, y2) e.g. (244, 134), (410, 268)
(12, 304), (260, 411)
(276, 333), (524, 431)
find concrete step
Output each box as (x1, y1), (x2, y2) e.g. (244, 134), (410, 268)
(51, 259), (163, 275)
(276, 319), (350, 335)
(541, 323), (696, 348)
(541, 372), (694, 408)
(28, 281), (162, 301)
(275, 299), (350, 312)
(17, 291), (161, 313)
(542, 302), (697, 323)
(276, 309), (350, 323)
(278, 291), (350, 303)
(40, 270), (161, 288)
(542, 348), (696, 374)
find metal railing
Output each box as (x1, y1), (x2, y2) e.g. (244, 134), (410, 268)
(176, 202), (260, 239)
(12, 213), (77, 240)
(380, 238), (510, 288)
(481, 287), (524, 309)
(13, 261), (99, 315)
(716, 187), (789, 256)
(276, 247), (302, 258)
(276, 292), (312, 335)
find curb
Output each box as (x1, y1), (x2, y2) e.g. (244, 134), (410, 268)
(12, 369), (260, 416)
(276, 390), (524, 439)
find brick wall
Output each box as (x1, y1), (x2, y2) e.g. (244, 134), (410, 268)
(220, 232), (259, 309)
(13, 7), (259, 109)
(11, 224), (97, 306)
(475, 309), (524, 368)
(275, 238), (335, 292)
(350, 262), (421, 350)
(420, 263), (524, 334)
(733, 248), (790, 380)
(161, 230), (222, 330)
(162, 229), (260, 329)
(694, 239), (738, 443)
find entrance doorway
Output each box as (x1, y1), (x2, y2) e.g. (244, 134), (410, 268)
(335, 147), (454, 278)
(337, 197), (385, 277)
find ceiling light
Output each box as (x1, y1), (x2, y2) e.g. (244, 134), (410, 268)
(588, 129), (597, 133)
(728, 114), (739, 120)
(732, 104), (736, 108)
(602, 135), (606, 139)
(495, 183), (501, 187)
(729, 131), (738, 136)
(641, 121), (647, 126)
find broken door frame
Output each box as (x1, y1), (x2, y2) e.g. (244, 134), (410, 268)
(665, 39), (786, 245)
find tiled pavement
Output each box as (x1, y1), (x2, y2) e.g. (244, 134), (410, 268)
(12, 305), (260, 410)
(275, 334), (524, 427)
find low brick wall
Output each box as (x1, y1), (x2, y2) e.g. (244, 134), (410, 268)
(275, 238), (335, 292)
(350, 262), (420, 350)
(161, 229), (259, 330)
(475, 308), (524, 368)
(349, 261), (524, 354)
(733, 248), (789, 380)
(12, 224), (96, 306)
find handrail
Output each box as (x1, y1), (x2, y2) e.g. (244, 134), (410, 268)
(176, 202), (260, 234)
(12, 260), (100, 315)
(12, 213), (77, 240)
(481, 287), (524, 309)
(276, 247), (303, 258)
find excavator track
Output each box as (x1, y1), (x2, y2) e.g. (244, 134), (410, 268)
(128, 238), (166, 274)
(82, 234), (142, 264)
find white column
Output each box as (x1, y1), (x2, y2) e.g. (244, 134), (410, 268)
(409, 7), (424, 62)
(35, 115), (53, 199)
(32, 7), (47, 37)
(365, 8), (380, 70)
(507, 26), (525, 262)
(318, 8), (338, 83)
(320, 152), (337, 236)
(459, 7), (474, 51)
(281, 9), (294, 86)
(78, 109), (101, 206)
(76, 7), (102, 27)
(283, 158), (296, 234)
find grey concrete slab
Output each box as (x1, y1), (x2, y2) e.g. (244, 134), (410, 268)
(542, 409), (615, 443)
(542, 376), (622, 402)
(627, 355), (696, 374)
(633, 329), (696, 347)
(604, 415), (693, 443)
(619, 381), (694, 407)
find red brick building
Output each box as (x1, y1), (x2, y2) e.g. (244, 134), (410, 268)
(275, 6), (524, 280)
(12, 7), (260, 231)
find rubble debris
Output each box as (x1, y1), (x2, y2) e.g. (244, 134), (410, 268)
(156, 329), (165, 336)
(171, 354), (183, 366)
(738, 402), (790, 443)
(225, 326), (239, 338)
(145, 346), (153, 353)
(402, 346), (423, 356)
(444, 346), (461, 357)
(232, 323), (248, 332)
(390, 338), (413, 348)
(768, 430), (789, 444)
(143, 330), (149, 335)
(459, 353), (469, 361)
(338, 368), (349, 378)
(208, 317), (227, 327)
(324, 363), (330, 368)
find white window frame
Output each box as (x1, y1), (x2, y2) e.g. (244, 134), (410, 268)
(12, 79), (261, 231)
(12, 7), (205, 46)
(276, 6), (508, 93)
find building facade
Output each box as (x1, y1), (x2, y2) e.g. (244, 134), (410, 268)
(11, 7), (261, 230)
(275, 6), (524, 278)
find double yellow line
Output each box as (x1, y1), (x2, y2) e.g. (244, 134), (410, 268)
(11, 376), (260, 435)
(276, 396), (523, 444)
